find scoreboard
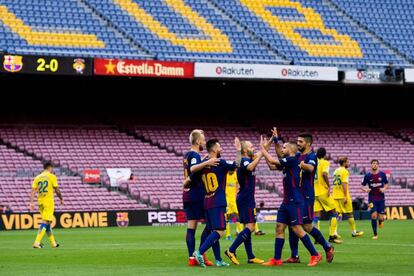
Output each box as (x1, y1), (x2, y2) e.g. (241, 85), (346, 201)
(1, 54), (92, 76)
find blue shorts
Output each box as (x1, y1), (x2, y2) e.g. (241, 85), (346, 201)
(302, 198), (315, 225)
(205, 206), (226, 230)
(370, 199), (385, 214)
(237, 204), (256, 224)
(184, 201), (204, 221)
(277, 203), (304, 226)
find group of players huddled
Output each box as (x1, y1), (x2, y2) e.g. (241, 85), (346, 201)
(182, 127), (389, 268)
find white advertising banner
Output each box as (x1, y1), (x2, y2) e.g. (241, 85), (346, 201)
(344, 70), (382, 83)
(195, 63), (338, 81)
(274, 65), (338, 81)
(106, 168), (132, 187)
(405, 68), (414, 83)
(194, 63), (278, 79)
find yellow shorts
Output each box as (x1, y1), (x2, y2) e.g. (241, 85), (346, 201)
(334, 198), (353, 214)
(226, 202), (238, 215)
(39, 203), (54, 221)
(314, 193), (336, 212)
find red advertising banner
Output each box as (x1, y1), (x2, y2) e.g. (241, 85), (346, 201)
(84, 169), (101, 183)
(94, 59), (194, 79)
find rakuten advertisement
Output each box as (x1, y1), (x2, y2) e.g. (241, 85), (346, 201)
(344, 70), (382, 84)
(195, 63), (338, 81)
(405, 69), (414, 83)
(276, 65), (338, 81)
(195, 63), (279, 79)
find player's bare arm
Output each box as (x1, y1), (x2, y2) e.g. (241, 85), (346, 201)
(299, 161), (315, 173)
(260, 136), (281, 166)
(323, 172), (330, 188)
(29, 187), (36, 211)
(246, 152), (263, 171)
(55, 187), (64, 205)
(234, 137), (242, 167)
(343, 182), (348, 204)
(265, 158), (278, 170)
(361, 186), (371, 193)
(190, 157), (219, 173)
(271, 127), (283, 158)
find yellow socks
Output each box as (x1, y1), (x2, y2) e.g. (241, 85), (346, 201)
(349, 217), (357, 232)
(329, 217), (338, 236)
(34, 225), (46, 244)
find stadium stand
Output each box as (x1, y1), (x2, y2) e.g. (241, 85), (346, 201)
(0, 176), (149, 213)
(0, 0), (150, 58)
(1, 118), (414, 213)
(330, 0), (414, 62)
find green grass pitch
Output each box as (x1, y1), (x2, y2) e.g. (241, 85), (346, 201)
(0, 220), (413, 275)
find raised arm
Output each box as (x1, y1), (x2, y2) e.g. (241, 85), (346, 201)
(260, 136), (281, 166)
(246, 151), (263, 172)
(271, 127), (283, 158)
(234, 137), (242, 167)
(265, 157), (279, 170)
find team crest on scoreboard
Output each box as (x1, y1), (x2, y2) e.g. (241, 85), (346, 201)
(116, 212), (129, 228)
(3, 55), (23, 73)
(73, 58), (86, 74)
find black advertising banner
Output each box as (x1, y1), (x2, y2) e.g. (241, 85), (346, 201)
(1, 206), (412, 230)
(0, 210), (188, 231)
(0, 54), (92, 76)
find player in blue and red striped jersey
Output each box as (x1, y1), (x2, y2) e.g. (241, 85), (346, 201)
(361, 160), (388, 240)
(225, 139), (265, 265)
(193, 139), (237, 268)
(260, 135), (322, 267)
(183, 129), (219, 266)
(285, 133), (334, 264)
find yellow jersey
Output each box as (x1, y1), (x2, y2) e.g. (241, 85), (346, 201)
(32, 171), (58, 205)
(226, 172), (238, 204)
(314, 158), (330, 196)
(332, 167), (350, 199)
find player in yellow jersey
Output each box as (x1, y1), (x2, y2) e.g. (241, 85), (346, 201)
(313, 148), (342, 244)
(332, 157), (363, 238)
(225, 170), (243, 240)
(29, 162), (63, 248)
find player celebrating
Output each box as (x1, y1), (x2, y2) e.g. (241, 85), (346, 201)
(225, 140), (265, 265)
(284, 133), (334, 264)
(361, 160), (388, 240)
(314, 147), (341, 244)
(333, 157), (364, 238)
(225, 170), (243, 240)
(193, 139), (237, 268)
(29, 162), (63, 248)
(260, 137), (322, 267)
(183, 129), (218, 266)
